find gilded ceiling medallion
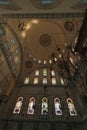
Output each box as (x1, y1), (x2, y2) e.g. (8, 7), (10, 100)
(39, 34), (52, 47)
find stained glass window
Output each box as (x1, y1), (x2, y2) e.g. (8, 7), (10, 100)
(41, 97), (48, 115)
(13, 97), (23, 114)
(27, 97), (36, 114)
(54, 98), (62, 115)
(67, 98), (77, 116)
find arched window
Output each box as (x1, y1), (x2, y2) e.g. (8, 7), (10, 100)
(43, 78), (47, 84)
(60, 78), (65, 85)
(51, 70), (55, 76)
(27, 97), (36, 114)
(35, 70), (39, 76)
(43, 69), (47, 76)
(33, 77), (38, 84)
(41, 97), (48, 115)
(54, 98), (62, 115)
(24, 77), (30, 84)
(52, 78), (57, 85)
(13, 97), (23, 114)
(66, 98), (77, 116)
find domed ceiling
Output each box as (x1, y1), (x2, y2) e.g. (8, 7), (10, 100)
(24, 20), (66, 64)
(1, 18), (82, 79)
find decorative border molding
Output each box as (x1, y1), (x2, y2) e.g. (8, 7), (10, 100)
(0, 12), (85, 19)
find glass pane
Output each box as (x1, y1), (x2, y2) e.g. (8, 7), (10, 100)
(54, 98), (62, 115)
(13, 97), (23, 114)
(60, 78), (65, 85)
(35, 70), (39, 76)
(41, 97), (48, 115)
(24, 77), (30, 84)
(27, 97), (36, 114)
(33, 78), (38, 84)
(3, 42), (9, 50)
(43, 69), (47, 76)
(43, 78), (47, 84)
(67, 98), (77, 116)
(52, 78), (57, 85)
(51, 70), (55, 76)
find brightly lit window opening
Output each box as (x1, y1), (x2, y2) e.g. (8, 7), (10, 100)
(27, 97), (36, 114)
(43, 78), (47, 84)
(66, 98), (77, 116)
(54, 98), (62, 115)
(43, 69), (47, 76)
(69, 57), (74, 65)
(41, 97), (48, 115)
(24, 77), (30, 84)
(51, 70), (55, 76)
(33, 78), (39, 84)
(52, 78), (57, 85)
(13, 97), (23, 114)
(60, 78), (65, 85)
(35, 70), (39, 76)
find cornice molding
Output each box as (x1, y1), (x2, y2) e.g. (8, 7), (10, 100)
(0, 12), (85, 19)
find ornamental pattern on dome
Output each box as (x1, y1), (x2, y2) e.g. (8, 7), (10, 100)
(32, 0), (63, 9)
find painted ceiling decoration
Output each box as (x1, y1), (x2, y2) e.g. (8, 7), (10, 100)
(64, 21), (74, 32)
(22, 20), (67, 65)
(0, 21), (23, 78)
(32, 0), (63, 9)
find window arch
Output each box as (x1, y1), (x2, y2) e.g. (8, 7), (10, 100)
(41, 97), (48, 115)
(66, 98), (77, 116)
(13, 97), (23, 114)
(35, 70), (39, 76)
(33, 77), (39, 84)
(52, 78), (57, 85)
(27, 97), (36, 114)
(54, 98), (62, 115)
(51, 70), (55, 76)
(43, 78), (47, 84)
(60, 78), (65, 85)
(24, 77), (30, 84)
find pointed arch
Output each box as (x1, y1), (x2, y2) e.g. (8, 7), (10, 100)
(41, 97), (48, 115)
(66, 98), (77, 116)
(54, 98), (62, 115)
(27, 97), (36, 114)
(13, 97), (23, 114)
